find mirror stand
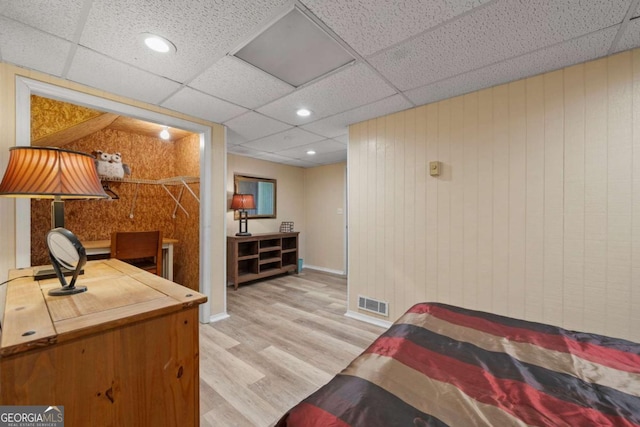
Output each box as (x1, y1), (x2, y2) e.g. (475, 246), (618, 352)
(46, 228), (88, 296)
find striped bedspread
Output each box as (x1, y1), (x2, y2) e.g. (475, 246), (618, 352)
(276, 303), (640, 427)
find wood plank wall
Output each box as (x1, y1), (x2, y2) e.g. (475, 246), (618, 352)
(348, 49), (640, 342)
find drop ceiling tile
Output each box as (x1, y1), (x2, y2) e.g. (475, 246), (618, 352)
(369, 0), (631, 91)
(0, 0), (83, 40)
(301, 94), (412, 138)
(241, 127), (325, 152)
(190, 56), (294, 109)
(227, 145), (266, 156)
(79, 0), (290, 82)
(333, 134), (348, 144)
(277, 158), (319, 168)
(257, 62), (397, 125)
(224, 111), (292, 142)
(276, 138), (346, 158)
(303, 149), (347, 165)
(612, 18), (640, 53)
(405, 25), (618, 106)
(161, 87), (247, 124)
(67, 47), (182, 104)
(302, 0), (488, 56)
(0, 17), (71, 76)
(227, 129), (248, 146)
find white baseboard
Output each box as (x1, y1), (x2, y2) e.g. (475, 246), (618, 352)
(302, 264), (345, 276)
(208, 312), (230, 323)
(345, 310), (393, 329)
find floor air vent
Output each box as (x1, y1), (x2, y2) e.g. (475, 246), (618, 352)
(358, 295), (389, 317)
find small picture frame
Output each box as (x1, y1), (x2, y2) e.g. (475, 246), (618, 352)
(279, 221), (294, 232)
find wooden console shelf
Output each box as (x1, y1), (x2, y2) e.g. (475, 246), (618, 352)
(227, 232), (299, 289)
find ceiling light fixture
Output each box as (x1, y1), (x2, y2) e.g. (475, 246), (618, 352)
(307, 150), (316, 155)
(141, 33), (176, 54)
(160, 126), (170, 140)
(297, 108), (311, 117)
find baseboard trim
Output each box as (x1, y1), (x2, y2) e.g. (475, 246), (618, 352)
(345, 310), (393, 329)
(302, 264), (345, 276)
(208, 312), (230, 323)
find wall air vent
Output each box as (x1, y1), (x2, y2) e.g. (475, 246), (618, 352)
(358, 295), (389, 317)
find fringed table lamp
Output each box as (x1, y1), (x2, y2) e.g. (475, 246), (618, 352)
(230, 193), (255, 236)
(0, 146), (108, 294)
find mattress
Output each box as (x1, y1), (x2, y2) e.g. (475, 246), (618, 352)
(276, 302), (640, 426)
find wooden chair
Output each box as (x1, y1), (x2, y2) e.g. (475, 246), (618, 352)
(110, 231), (163, 276)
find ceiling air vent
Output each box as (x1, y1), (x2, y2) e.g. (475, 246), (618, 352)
(358, 295), (389, 317)
(232, 7), (354, 87)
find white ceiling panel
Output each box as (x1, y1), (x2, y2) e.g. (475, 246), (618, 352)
(301, 0), (488, 56)
(277, 139), (346, 158)
(224, 111), (292, 142)
(190, 56), (294, 109)
(241, 127), (325, 152)
(0, 0), (84, 41)
(301, 94), (412, 138)
(161, 86), (247, 123)
(0, 17), (71, 76)
(370, 0), (631, 91)
(333, 134), (348, 144)
(613, 18), (640, 53)
(277, 158), (320, 168)
(405, 25), (619, 106)
(257, 62), (397, 125)
(5, 0), (640, 167)
(79, 0), (290, 82)
(304, 149), (347, 165)
(67, 47), (182, 104)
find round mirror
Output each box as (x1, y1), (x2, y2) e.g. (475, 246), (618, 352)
(46, 228), (88, 296)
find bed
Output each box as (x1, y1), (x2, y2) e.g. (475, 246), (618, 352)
(276, 302), (640, 426)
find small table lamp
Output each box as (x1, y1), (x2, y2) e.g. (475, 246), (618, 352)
(0, 146), (108, 293)
(230, 193), (255, 236)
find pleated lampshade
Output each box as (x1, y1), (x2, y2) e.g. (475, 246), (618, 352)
(0, 146), (107, 199)
(230, 194), (256, 210)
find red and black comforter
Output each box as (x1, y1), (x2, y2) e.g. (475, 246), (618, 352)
(276, 302), (640, 426)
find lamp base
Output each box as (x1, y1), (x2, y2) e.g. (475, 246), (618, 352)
(33, 266), (84, 281)
(48, 285), (87, 296)
(235, 232), (252, 236)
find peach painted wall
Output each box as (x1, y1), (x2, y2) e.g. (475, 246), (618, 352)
(226, 154), (306, 259)
(349, 49), (640, 342)
(304, 162), (346, 274)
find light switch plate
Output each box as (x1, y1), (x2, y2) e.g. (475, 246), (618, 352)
(429, 161), (441, 177)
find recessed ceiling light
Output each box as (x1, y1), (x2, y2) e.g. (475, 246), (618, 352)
(297, 108), (311, 117)
(160, 126), (170, 140)
(306, 150), (316, 155)
(141, 33), (176, 54)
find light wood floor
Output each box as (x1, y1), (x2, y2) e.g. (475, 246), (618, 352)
(199, 270), (384, 427)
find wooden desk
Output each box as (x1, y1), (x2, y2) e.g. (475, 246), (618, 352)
(1, 259), (207, 427)
(84, 237), (178, 280)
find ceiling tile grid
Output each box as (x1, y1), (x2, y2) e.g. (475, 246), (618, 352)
(224, 111), (292, 142)
(2, 0), (640, 167)
(368, 0), (631, 91)
(0, 17), (71, 77)
(405, 24), (620, 106)
(161, 86), (248, 123)
(0, 0), (84, 41)
(67, 47), (183, 105)
(79, 0), (290, 82)
(241, 127), (325, 152)
(301, 94), (413, 138)
(301, 0), (489, 56)
(189, 56), (294, 109)
(257, 62), (397, 125)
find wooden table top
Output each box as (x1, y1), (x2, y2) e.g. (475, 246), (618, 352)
(83, 237), (179, 250)
(1, 259), (206, 357)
